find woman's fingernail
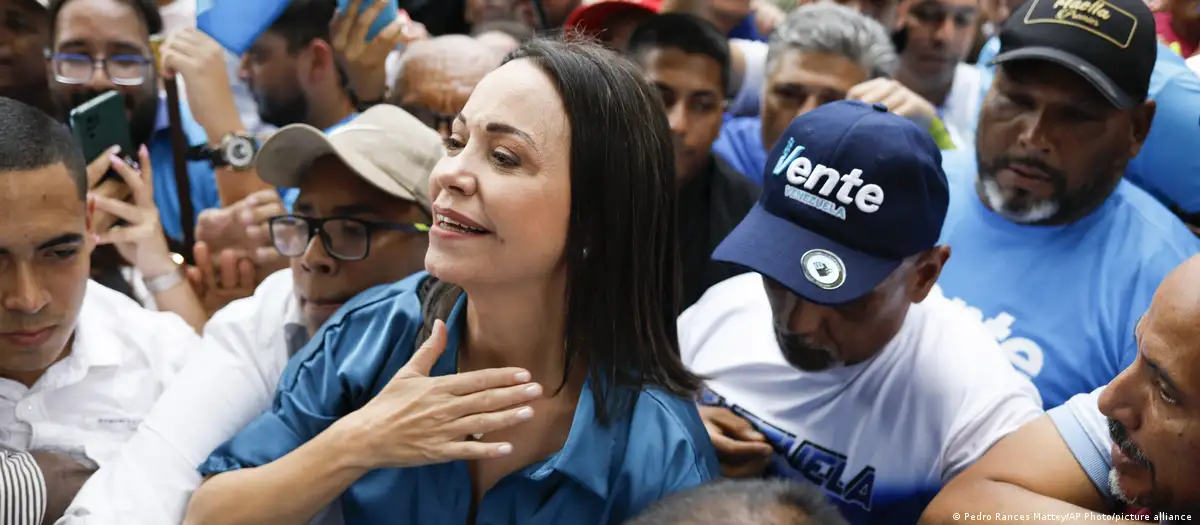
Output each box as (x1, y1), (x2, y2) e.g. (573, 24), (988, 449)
(496, 443), (513, 455)
(514, 371), (531, 382)
(516, 407), (534, 420)
(524, 383), (542, 396)
(109, 153), (123, 165)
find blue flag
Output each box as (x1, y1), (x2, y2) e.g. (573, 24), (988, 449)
(195, 0), (291, 55)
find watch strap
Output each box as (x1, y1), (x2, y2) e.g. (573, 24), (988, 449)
(143, 267), (184, 294)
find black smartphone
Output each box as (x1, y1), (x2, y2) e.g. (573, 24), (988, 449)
(68, 90), (136, 184)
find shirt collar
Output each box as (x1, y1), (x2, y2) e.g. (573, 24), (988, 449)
(440, 293), (619, 500)
(72, 281), (128, 369)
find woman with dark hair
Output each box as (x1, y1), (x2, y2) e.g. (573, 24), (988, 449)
(182, 37), (718, 525)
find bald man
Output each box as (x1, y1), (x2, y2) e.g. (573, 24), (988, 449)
(921, 255), (1200, 524)
(387, 35), (501, 137)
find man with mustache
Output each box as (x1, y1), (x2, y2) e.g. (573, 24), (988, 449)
(47, 0), (272, 245)
(922, 254), (1200, 522)
(972, 0), (1200, 232)
(934, 0), (1200, 410)
(678, 100), (1043, 525)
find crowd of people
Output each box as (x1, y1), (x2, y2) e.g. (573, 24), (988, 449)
(0, 0), (1198, 523)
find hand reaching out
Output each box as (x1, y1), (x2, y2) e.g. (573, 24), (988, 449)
(186, 241), (257, 316)
(89, 145), (178, 279)
(698, 405), (774, 478)
(158, 28), (244, 141)
(847, 78), (939, 129)
(336, 320), (544, 470)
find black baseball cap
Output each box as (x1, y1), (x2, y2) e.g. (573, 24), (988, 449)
(993, 0), (1157, 109)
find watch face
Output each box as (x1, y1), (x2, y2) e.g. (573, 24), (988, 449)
(224, 137), (256, 168)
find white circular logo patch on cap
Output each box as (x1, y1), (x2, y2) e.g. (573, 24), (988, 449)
(801, 249), (846, 290)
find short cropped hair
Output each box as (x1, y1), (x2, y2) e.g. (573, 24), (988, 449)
(627, 13), (731, 97)
(767, 2), (897, 79)
(49, 0), (163, 39)
(624, 479), (851, 525)
(268, 0), (337, 52)
(0, 96), (88, 201)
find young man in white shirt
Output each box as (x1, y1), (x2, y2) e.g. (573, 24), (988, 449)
(922, 255), (1200, 524)
(61, 104), (443, 524)
(679, 100), (1043, 525)
(0, 97), (199, 523)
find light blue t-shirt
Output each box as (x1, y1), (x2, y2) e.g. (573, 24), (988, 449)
(276, 112), (359, 211)
(199, 272), (719, 525)
(935, 148), (1200, 409)
(973, 38), (1200, 215)
(147, 97), (221, 242)
(712, 116), (768, 184)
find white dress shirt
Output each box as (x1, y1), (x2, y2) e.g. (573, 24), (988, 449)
(61, 269), (305, 524)
(0, 280), (196, 468)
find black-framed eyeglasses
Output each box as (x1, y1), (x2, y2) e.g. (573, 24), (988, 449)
(909, 2), (977, 27)
(268, 215), (430, 262)
(48, 52), (152, 86)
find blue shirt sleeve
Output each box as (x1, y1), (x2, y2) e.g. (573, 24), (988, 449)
(198, 277), (431, 475)
(1047, 389), (1114, 502)
(1125, 64), (1200, 215)
(617, 391), (719, 519)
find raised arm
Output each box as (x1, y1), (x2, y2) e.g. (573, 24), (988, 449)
(921, 416), (1130, 525)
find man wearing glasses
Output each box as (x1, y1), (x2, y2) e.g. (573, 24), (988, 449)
(46, 0), (271, 246)
(61, 104), (443, 524)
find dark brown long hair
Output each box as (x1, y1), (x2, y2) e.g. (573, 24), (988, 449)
(417, 37), (701, 426)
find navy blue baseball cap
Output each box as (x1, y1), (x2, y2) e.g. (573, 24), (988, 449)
(713, 100), (950, 305)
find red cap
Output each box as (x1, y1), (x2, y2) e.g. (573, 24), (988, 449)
(564, 0), (663, 37)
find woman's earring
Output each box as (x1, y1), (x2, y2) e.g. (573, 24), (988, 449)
(582, 247), (590, 259)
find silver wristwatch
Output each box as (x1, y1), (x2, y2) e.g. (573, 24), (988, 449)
(143, 267), (184, 294)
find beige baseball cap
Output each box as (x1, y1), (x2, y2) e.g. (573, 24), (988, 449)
(256, 104), (444, 211)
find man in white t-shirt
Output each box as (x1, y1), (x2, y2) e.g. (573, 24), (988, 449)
(60, 105), (444, 524)
(922, 255), (1200, 524)
(0, 98), (199, 523)
(680, 100), (1043, 525)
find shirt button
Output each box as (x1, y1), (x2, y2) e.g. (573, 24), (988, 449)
(872, 102), (888, 112)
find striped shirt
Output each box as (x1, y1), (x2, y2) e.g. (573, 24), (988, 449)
(0, 449), (46, 525)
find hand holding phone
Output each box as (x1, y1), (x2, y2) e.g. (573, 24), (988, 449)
(333, 0), (419, 104)
(335, 0), (400, 43)
(69, 91), (136, 187)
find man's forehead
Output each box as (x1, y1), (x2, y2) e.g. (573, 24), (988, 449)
(56, 0), (148, 42)
(771, 49), (868, 85)
(1139, 303), (1200, 388)
(998, 61), (1113, 107)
